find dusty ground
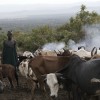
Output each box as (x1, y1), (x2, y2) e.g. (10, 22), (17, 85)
(0, 71), (100, 100)
(0, 73), (68, 100)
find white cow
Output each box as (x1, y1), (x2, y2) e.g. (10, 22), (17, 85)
(19, 59), (37, 81)
(23, 51), (34, 58)
(34, 49), (57, 56)
(71, 48), (91, 58)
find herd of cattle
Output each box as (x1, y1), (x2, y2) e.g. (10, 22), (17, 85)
(1, 46), (100, 100)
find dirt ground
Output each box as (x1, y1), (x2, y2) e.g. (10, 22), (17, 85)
(0, 72), (100, 100)
(0, 72), (68, 100)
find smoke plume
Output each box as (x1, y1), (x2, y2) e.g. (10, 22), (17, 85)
(68, 24), (100, 51)
(42, 42), (65, 51)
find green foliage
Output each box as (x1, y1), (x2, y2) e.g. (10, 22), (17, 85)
(57, 4), (100, 42)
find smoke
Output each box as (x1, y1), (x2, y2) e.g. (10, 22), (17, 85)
(67, 39), (86, 51)
(42, 42), (65, 51)
(68, 24), (100, 51)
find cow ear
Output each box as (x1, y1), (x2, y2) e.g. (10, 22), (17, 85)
(41, 74), (47, 83)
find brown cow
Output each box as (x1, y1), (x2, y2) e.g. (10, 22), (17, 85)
(0, 64), (19, 88)
(28, 52), (72, 99)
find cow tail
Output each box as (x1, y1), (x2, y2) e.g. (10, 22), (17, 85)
(91, 47), (97, 57)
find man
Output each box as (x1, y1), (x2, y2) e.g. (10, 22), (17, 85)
(2, 31), (18, 69)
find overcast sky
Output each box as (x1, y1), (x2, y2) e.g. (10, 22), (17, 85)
(0, 0), (100, 19)
(0, 0), (99, 5)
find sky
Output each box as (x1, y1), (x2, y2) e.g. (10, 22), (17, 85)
(0, 0), (99, 5)
(0, 0), (100, 19)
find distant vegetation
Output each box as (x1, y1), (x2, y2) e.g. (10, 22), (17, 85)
(0, 5), (100, 52)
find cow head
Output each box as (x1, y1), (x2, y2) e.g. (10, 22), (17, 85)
(42, 73), (64, 98)
(46, 73), (59, 98)
(19, 59), (31, 78)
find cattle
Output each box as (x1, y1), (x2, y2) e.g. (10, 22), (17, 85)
(56, 54), (100, 100)
(28, 52), (72, 99)
(54, 48), (65, 55)
(44, 73), (59, 98)
(19, 59), (39, 100)
(0, 64), (19, 88)
(71, 48), (91, 59)
(19, 59), (37, 81)
(17, 51), (34, 67)
(57, 49), (71, 56)
(42, 73), (72, 99)
(34, 50), (57, 56)
(78, 46), (85, 50)
(23, 51), (34, 58)
(17, 54), (33, 67)
(41, 51), (57, 56)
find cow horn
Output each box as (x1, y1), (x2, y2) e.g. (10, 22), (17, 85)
(91, 47), (97, 57)
(54, 50), (57, 54)
(41, 74), (47, 77)
(58, 50), (61, 54)
(63, 48), (66, 51)
(55, 73), (63, 76)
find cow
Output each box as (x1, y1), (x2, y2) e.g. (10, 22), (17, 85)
(57, 49), (71, 56)
(42, 73), (72, 100)
(0, 64), (19, 88)
(28, 52), (72, 99)
(55, 54), (100, 100)
(17, 51), (34, 67)
(17, 55), (28, 66)
(34, 50), (57, 56)
(23, 51), (34, 58)
(19, 59), (37, 81)
(78, 46), (85, 50)
(44, 73), (59, 98)
(71, 48), (91, 59)
(19, 59), (39, 99)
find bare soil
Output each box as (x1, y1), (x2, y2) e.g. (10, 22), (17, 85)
(0, 73), (68, 100)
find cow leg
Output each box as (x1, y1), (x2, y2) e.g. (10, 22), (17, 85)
(38, 79), (46, 95)
(15, 71), (19, 87)
(8, 77), (13, 89)
(29, 79), (36, 100)
(38, 78), (53, 100)
(32, 69), (48, 99)
(72, 84), (82, 100)
(68, 91), (73, 100)
(94, 96), (99, 100)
